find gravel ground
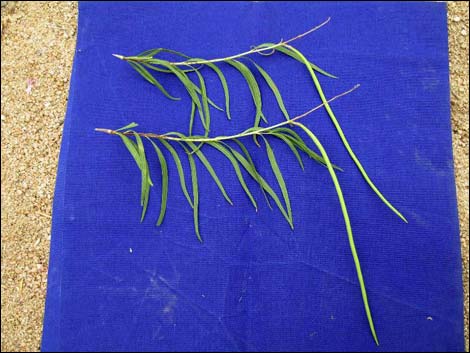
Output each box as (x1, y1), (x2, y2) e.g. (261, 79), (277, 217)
(1, 2), (468, 351)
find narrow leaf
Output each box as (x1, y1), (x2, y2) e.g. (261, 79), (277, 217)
(133, 132), (153, 222)
(143, 61), (223, 111)
(137, 48), (163, 57)
(138, 48), (200, 73)
(188, 101), (196, 135)
(208, 141), (258, 211)
(185, 141), (233, 205)
(147, 138), (169, 226)
(150, 60), (207, 132)
(269, 132), (304, 170)
(250, 60), (290, 121)
(116, 132), (142, 168)
(177, 142), (202, 241)
(116, 132), (152, 222)
(262, 137), (293, 228)
(226, 59), (264, 130)
(227, 142), (293, 228)
(188, 151), (202, 242)
(273, 127), (343, 171)
(254, 43), (338, 79)
(232, 139), (272, 209)
(193, 69), (211, 136)
(143, 61), (201, 74)
(116, 122), (139, 132)
(159, 139), (193, 208)
(204, 62), (231, 120)
(169, 132), (232, 205)
(127, 61), (181, 100)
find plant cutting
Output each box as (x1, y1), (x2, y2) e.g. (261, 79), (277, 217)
(95, 17), (408, 345)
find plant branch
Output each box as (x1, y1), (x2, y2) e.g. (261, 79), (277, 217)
(95, 84), (359, 142)
(112, 17), (331, 66)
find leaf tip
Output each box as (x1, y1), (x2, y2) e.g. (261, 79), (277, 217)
(373, 334), (379, 346)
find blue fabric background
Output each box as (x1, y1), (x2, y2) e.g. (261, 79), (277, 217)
(41, 1), (464, 351)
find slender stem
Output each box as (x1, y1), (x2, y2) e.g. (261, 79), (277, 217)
(112, 17), (331, 66)
(283, 44), (408, 223)
(95, 84), (359, 142)
(293, 121), (379, 346)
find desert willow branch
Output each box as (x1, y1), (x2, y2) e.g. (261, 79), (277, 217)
(95, 84), (359, 141)
(111, 17), (331, 65)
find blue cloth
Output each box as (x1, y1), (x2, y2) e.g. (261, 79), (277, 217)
(41, 2), (464, 351)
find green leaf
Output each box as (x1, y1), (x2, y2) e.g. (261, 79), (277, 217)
(286, 44), (406, 223)
(116, 132), (142, 168)
(226, 142), (293, 228)
(188, 150), (202, 242)
(193, 69), (211, 136)
(203, 62), (231, 120)
(208, 141), (258, 211)
(272, 127), (343, 171)
(132, 132), (153, 222)
(116, 122), (139, 132)
(254, 43), (338, 79)
(159, 139), (193, 208)
(169, 132), (232, 205)
(177, 142), (202, 241)
(185, 141), (233, 205)
(116, 132), (154, 223)
(273, 127), (327, 165)
(137, 48), (163, 57)
(232, 139), (272, 209)
(188, 101), (196, 135)
(269, 132), (304, 170)
(127, 62), (181, 100)
(149, 60), (207, 132)
(250, 60), (290, 121)
(184, 59), (230, 114)
(143, 61), (200, 74)
(147, 138), (169, 226)
(144, 60), (223, 112)
(292, 121), (379, 346)
(260, 111), (268, 124)
(132, 132), (153, 183)
(137, 48), (199, 73)
(262, 137), (293, 228)
(226, 59), (264, 130)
